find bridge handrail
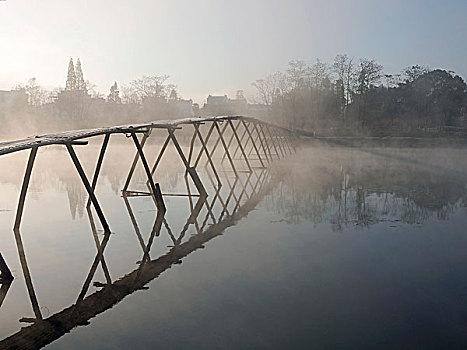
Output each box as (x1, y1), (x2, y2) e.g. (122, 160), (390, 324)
(0, 116), (294, 156)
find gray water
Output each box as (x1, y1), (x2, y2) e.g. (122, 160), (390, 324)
(0, 139), (467, 349)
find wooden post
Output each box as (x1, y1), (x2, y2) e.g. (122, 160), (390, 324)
(269, 126), (285, 158)
(123, 132), (150, 193)
(14, 147), (37, 231)
(67, 143), (111, 234)
(214, 121), (239, 178)
(228, 120), (252, 173)
(203, 121), (229, 168)
(242, 121), (266, 168)
(168, 128), (207, 197)
(87, 134), (110, 208)
(194, 123), (222, 188)
(131, 132), (166, 212)
(230, 122), (249, 160)
(193, 122), (216, 169)
(253, 123), (271, 163)
(149, 135), (171, 178)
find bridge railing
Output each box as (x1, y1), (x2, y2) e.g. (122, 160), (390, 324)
(0, 115), (297, 281)
(0, 164), (273, 349)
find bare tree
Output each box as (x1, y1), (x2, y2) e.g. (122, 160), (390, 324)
(15, 77), (50, 106)
(357, 59), (383, 94)
(333, 54), (356, 106)
(121, 86), (139, 104)
(286, 60), (308, 90)
(127, 75), (171, 103)
(85, 80), (102, 98)
(308, 59), (329, 89)
(252, 71), (284, 105)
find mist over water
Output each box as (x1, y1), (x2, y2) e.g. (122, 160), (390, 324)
(1, 0), (466, 348)
(0, 137), (466, 349)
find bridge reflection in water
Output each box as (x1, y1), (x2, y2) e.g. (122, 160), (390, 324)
(2, 123), (466, 348)
(0, 115), (295, 349)
(0, 164), (272, 349)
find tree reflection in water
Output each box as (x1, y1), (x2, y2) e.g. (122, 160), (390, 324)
(266, 145), (467, 230)
(1, 142), (466, 348)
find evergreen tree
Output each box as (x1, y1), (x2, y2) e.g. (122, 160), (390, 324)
(65, 58), (76, 91)
(107, 82), (121, 103)
(75, 58), (87, 92)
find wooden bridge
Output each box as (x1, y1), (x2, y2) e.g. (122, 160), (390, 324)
(0, 164), (273, 349)
(0, 116), (297, 286)
(0, 115), (298, 348)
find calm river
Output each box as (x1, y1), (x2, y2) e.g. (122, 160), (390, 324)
(0, 138), (466, 349)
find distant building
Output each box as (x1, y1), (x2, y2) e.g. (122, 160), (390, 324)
(202, 93), (247, 116)
(207, 95), (229, 106)
(168, 98), (195, 117)
(141, 96), (195, 119)
(0, 90), (28, 119)
(192, 103), (200, 116)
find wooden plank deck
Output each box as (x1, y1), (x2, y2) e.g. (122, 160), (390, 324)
(0, 116), (243, 156)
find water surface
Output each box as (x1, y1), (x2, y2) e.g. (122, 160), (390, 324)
(0, 140), (466, 349)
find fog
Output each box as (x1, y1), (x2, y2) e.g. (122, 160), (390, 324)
(1, 1), (467, 349)
(1, 138), (467, 348)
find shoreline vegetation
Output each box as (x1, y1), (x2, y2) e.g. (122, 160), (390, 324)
(309, 135), (467, 148)
(0, 55), (466, 140)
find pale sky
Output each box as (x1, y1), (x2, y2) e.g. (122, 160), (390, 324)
(0, 0), (466, 104)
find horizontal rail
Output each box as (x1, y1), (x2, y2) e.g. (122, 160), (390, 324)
(0, 116), (295, 156)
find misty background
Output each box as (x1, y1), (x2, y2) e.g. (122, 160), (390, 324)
(0, 0), (466, 138)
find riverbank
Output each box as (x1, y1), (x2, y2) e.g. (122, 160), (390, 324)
(307, 135), (467, 148)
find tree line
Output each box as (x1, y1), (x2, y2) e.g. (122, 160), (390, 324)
(252, 55), (467, 135)
(5, 59), (187, 134)
(4, 56), (467, 137)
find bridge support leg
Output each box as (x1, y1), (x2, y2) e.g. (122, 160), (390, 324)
(193, 123), (222, 188)
(230, 122), (249, 161)
(149, 135), (170, 181)
(193, 122), (215, 169)
(214, 121), (238, 177)
(131, 132), (166, 212)
(203, 121), (229, 169)
(67, 143), (111, 235)
(87, 133), (110, 208)
(259, 124), (275, 159)
(123, 132), (150, 193)
(253, 123), (271, 163)
(242, 121), (265, 168)
(168, 128), (207, 197)
(270, 127), (284, 158)
(221, 122), (237, 164)
(228, 120), (252, 173)
(14, 147), (37, 232)
(12, 146), (43, 321)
